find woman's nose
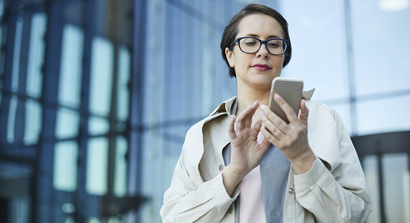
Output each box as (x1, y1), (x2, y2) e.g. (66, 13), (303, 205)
(256, 43), (270, 58)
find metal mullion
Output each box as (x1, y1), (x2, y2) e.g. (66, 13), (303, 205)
(343, 0), (357, 137)
(37, 0), (65, 221)
(377, 154), (386, 223)
(128, 0), (147, 221)
(0, 0), (18, 145)
(75, 0), (95, 221)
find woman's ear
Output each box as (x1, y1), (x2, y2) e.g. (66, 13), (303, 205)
(225, 47), (235, 68)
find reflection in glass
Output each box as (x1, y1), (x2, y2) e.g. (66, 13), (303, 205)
(58, 24), (84, 107)
(362, 155), (380, 223)
(86, 137), (108, 195)
(89, 37), (113, 116)
(27, 13), (46, 98)
(382, 153), (409, 223)
(53, 141), (78, 191)
(114, 136), (127, 197)
(55, 107), (80, 139)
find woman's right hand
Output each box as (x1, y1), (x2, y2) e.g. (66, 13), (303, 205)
(222, 101), (271, 196)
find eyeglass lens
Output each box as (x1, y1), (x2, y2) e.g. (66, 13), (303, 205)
(239, 38), (286, 55)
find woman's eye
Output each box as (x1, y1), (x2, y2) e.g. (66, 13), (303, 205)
(245, 41), (257, 46)
(268, 42), (280, 48)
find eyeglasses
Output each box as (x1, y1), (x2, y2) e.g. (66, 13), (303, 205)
(229, 37), (289, 55)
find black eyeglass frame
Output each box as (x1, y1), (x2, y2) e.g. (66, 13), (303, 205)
(228, 37), (289, 55)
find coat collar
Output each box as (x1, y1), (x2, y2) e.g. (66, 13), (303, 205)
(208, 88), (315, 117)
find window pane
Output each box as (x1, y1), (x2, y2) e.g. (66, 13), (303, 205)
(53, 141), (78, 191)
(55, 107), (80, 139)
(356, 95), (410, 135)
(88, 116), (109, 136)
(24, 99), (41, 145)
(114, 136), (127, 197)
(352, 1), (410, 96)
(58, 24), (84, 107)
(11, 18), (23, 92)
(7, 95), (17, 143)
(86, 137), (108, 195)
(362, 155), (380, 223)
(281, 0), (349, 102)
(89, 37), (113, 116)
(382, 153), (409, 223)
(117, 46), (130, 121)
(27, 13), (46, 98)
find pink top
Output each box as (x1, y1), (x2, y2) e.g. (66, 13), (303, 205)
(239, 132), (266, 223)
(238, 165), (266, 223)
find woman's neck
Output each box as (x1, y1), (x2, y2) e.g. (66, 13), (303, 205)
(236, 84), (271, 123)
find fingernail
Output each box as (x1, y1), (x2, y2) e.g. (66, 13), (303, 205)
(247, 105), (251, 110)
(275, 94), (282, 100)
(261, 104), (267, 110)
(253, 100), (258, 106)
(260, 112), (264, 117)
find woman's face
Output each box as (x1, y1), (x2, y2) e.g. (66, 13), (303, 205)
(226, 14), (285, 91)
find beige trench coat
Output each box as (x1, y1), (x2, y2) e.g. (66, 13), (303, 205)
(160, 96), (372, 223)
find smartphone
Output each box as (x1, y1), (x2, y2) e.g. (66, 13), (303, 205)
(268, 77), (304, 124)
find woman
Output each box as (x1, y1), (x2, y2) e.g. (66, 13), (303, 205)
(160, 3), (371, 223)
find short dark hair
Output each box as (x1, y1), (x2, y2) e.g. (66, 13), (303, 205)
(220, 4), (292, 78)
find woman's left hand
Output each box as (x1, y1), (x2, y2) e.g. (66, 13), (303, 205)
(259, 94), (316, 174)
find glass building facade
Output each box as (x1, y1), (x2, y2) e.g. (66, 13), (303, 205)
(0, 0), (409, 222)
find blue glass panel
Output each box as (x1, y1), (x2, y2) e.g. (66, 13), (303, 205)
(11, 18), (23, 93)
(114, 136), (127, 197)
(7, 95), (17, 143)
(55, 107), (80, 139)
(351, 1), (410, 96)
(58, 24), (84, 107)
(280, 0), (349, 102)
(24, 99), (41, 145)
(382, 153), (409, 223)
(27, 13), (46, 98)
(53, 141), (78, 191)
(356, 95), (410, 135)
(89, 37), (114, 116)
(117, 47), (130, 121)
(88, 116), (109, 136)
(362, 155), (380, 223)
(86, 137), (108, 195)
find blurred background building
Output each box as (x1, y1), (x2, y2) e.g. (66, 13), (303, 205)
(0, 0), (409, 222)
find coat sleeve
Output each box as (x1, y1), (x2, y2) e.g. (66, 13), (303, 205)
(160, 136), (238, 222)
(293, 102), (372, 223)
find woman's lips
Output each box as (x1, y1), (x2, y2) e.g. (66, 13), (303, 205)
(252, 64), (271, 71)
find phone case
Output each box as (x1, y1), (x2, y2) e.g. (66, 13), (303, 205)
(268, 77), (304, 124)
